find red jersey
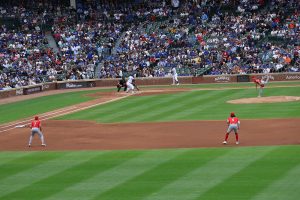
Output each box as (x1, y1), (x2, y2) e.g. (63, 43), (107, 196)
(31, 120), (41, 128)
(227, 117), (239, 125)
(253, 78), (264, 87)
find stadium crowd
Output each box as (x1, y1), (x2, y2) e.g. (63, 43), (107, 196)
(0, 0), (299, 90)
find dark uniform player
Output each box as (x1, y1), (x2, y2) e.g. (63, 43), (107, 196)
(117, 77), (127, 92)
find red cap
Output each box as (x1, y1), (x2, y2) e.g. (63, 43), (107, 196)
(34, 116), (39, 120)
(230, 112), (235, 117)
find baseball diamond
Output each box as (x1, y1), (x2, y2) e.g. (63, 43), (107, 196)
(0, 82), (300, 200)
(1, 0), (300, 199)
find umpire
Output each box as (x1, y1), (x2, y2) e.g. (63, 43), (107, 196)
(117, 76), (127, 92)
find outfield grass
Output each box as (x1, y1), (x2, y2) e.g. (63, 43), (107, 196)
(0, 146), (299, 200)
(58, 85), (300, 123)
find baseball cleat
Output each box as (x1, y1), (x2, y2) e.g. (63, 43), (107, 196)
(236, 141), (239, 145)
(223, 141), (227, 144)
(28, 144), (31, 147)
(41, 144), (46, 147)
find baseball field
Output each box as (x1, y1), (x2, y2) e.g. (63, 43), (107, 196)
(0, 81), (300, 200)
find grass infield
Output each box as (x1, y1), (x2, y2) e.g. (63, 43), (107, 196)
(57, 83), (300, 122)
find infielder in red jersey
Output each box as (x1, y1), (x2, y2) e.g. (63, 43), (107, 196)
(223, 112), (240, 145)
(252, 75), (270, 97)
(28, 116), (46, 147)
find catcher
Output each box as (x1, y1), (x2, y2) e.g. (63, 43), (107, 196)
(117, 77), (127, 92)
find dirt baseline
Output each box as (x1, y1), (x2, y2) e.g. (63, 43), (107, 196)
(0, 119), (299, 151)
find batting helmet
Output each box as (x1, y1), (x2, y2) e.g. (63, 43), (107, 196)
(34, 116), (39, 120)
(230, 112), (235, 117)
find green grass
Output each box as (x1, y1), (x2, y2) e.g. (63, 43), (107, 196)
(1, 82), (300, 200)
(0, 90), (105, 124)
(0, 146), (299, 200)
(58, 85), (300, 123)
(142, 81), (300, 89)
(1, 82), (299, 124)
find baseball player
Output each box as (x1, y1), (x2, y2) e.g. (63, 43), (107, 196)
(132, 79), (140, 91)
(252, 75), (270, 97)
(117, 77), (127, 92)
(126, 75), (135, 94)
(223, 112), (240, 145)
(171, 66), (179, 85)
(28, 116), (46, 147)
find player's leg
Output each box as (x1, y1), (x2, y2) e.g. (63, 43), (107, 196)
(172, 76), (175, 85)
(37, 130), (46, 146)
(126, 83), (131, 93)
(126, 83), (134, 93)
(28, 130), (36, 147)
(233, 127), (239, 144)
(175, 74), (179, 85)
(117, 84), (121, 92)
(258, 87), (263, 97)
(223, 126), (232, 144)
(123, 84), (127, 91)
(129, 84), (135, 94)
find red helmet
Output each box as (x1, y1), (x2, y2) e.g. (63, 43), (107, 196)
(34, 116), (39, 120)
(230, 112), (235, 117)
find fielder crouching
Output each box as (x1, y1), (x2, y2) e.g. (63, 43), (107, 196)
(117, 77), (127, 92)
(28, 116), (46, 147)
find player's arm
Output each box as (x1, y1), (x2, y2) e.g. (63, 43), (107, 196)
(226, 119), (230, 126)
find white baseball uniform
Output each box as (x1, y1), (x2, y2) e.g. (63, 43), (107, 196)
(171, 67), (179, 85)
(126, 76), (135, 93)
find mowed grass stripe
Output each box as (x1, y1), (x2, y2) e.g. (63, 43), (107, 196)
(0, 152), (34, 166)
(44, 149), (187, 200)
(0, 152), (61, 181)
(57, 85), (300, 122)
(0, 152), (103, 199)
(251, 163), (300, 200)
(0, 90), (97, 124)
(142, 146), (276, 200)
(132, 90), (212, 122)
(0, 151), (141, 200)
(148, 90), (230, 122)
(174, 89), (250, 120)
(196, 146), (300, 200)
(159, 89), (244, 121)
(56, 93), (160, 120)
(91, 148), (228, 200)
(110, 91), (206, 123)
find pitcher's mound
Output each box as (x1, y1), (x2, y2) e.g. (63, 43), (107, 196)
(227, 96), (300, 104)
